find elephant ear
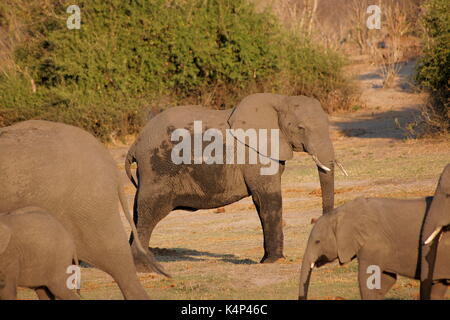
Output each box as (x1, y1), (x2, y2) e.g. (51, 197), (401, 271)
(0, 223), (11, 254)
(336, 198), (378, 264)
(227, 94), (293, 161)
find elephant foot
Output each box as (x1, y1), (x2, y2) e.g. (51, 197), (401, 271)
(260, 255), (285, 264)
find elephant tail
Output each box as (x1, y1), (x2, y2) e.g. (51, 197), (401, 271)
(125, 146), (138, 189)
(118, 185), (170, 278)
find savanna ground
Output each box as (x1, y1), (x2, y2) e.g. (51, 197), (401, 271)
(14, 57), (449, 300)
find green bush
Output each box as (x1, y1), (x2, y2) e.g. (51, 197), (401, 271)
(415, 0), (450, 134)
(0, 0), (355, 141)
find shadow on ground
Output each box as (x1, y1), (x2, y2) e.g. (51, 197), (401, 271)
(333, 107), (420, 140)
(357, 59), (417, 92)
(151, 247), (257, 264)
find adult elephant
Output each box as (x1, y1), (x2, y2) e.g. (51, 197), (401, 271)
(421, 164), (450, 300)
(0, 120), (166, 299)
(126, 93), (345, 271)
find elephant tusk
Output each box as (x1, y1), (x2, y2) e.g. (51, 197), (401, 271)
(424, 227), (443, 245)
(311, 155), (331, 172)
(310, 263), (315, 269)
(335, 160), (348, 177)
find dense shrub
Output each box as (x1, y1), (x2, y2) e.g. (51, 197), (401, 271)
(415, 0), (450, 134)
(0, 0), (355, 141)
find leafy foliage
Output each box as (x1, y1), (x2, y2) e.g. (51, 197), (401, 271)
(415, 0), (450, 134)
(0, 0), (354, 141)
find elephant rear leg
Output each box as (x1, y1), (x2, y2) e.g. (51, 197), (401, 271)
(430, 281), (448, 300)
(46, 281), (79, 300)
(77, 217), (150, 300)
(130, 191), (173, 272)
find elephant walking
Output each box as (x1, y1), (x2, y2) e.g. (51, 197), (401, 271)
(299, 197), (450, 300)
(0, 120), (166, 299)
(421, 164), (450, 299)
(126, 93), (343, 271)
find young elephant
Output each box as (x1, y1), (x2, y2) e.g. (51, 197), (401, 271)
(421, 164), (450, 299)
(0, 207), (80, 300)
(299, 197), (450, 300)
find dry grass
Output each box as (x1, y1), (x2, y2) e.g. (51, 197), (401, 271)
(371, 1), (412, 88)
(16, 109), (450, 300)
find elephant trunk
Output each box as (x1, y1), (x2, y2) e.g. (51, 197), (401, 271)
(298, 250), (315, 300)
(319, 163), (335, 214)
(310, 138), (335, 214)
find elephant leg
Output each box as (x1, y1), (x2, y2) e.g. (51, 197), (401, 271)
(0, 280), (17, 300)
(130, 188), (173, 272)
(75, 210), (150, 300)
(430, 281), (448, 300)
(377, 272), (397, 298)
(251, 190), (284, 263)
(46, 281), (80, 300)
(35, 287), (55, 300)
(358, 262), (396, 300)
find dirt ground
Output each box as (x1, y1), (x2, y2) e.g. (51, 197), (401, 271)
(17, 60), (450, 300)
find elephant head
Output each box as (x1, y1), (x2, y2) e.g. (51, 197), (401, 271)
(420, 164), (450, 299)
(299, 198), (377, 299)
(228, 93), (343, 214)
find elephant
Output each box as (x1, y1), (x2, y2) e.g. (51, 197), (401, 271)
(298, 197), (450, 300)
(421, 164), (450, 299)
(0, 207), (79, 300)
(125, 93), (346, 271)
(0, 120), (167, 300)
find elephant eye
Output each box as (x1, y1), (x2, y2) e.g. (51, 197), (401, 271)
(315, 240), (320, 244)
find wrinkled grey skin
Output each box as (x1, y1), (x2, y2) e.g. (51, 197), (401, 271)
(126, 93), (336, 270)
(0, 120), (167, 300)
(421, 164), (450, 299)
(0, 207), (79, 300)
(299, 197), (450, 300)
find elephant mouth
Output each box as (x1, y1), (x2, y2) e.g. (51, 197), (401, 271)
(313, 255), (332, 268)
(299, 143), (348, 176)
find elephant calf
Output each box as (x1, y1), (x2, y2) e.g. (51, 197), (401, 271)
(0, 207), (80, 300)
(299, 197), (450, 300)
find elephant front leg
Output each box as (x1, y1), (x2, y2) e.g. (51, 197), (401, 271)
(357, 258), (396, 300)
(252, 191), (284, 263)
(35, 287), (55, 300)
